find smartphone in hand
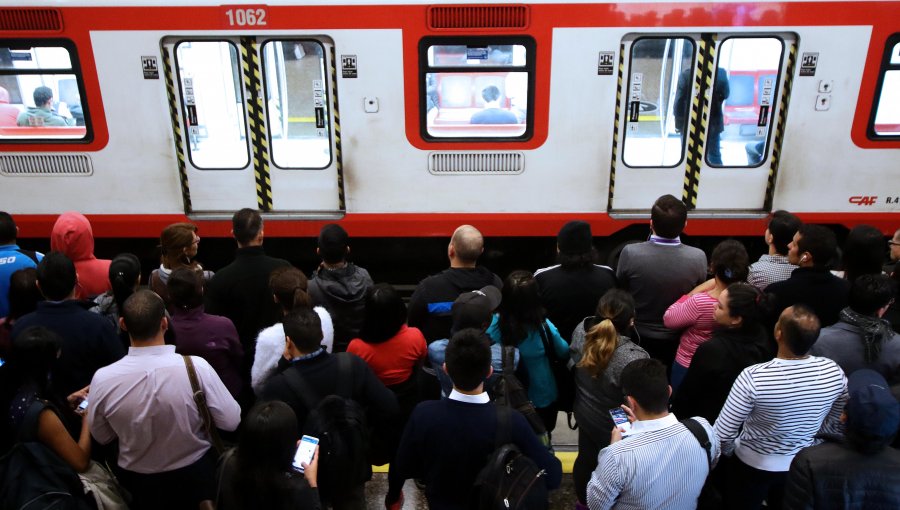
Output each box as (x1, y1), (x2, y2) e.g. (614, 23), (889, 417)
(609, 407), (633, 437)
(292, 435), (319, 473)
(77, 399), (89, 412)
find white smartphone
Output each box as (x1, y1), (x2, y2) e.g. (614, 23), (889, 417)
(292, 435), (319, 473)
(609, 407), (633, 436)
(77, 399), (89, 412)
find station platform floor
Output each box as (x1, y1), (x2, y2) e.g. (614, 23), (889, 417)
(364, 412), (581, 509)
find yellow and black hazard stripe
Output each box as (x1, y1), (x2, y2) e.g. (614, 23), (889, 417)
(682, 34), (716, 209)
(764, 43), (797, 211)
(161, 47), (192, 215)
(240, 37), (273, 212)
(329, 46), (346, 213)
(607, 43), (625, 211)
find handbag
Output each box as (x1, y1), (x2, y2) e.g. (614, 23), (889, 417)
(183, 355), (226, 455)
(538, 322), (575, 414)
(79, 461), (131, 510)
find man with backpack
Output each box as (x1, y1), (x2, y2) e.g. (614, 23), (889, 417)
(586, 358), (719, 510)
(259, 307), (398, 510)
(386, 328), (561, 509)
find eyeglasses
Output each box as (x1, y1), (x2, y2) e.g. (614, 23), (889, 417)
(890, 241), (900, 247)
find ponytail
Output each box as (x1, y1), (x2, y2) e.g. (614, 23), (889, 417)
(725, 282), (772, 329)
(579, 319), (618, 376)
(268, 266), (309, 313)
(108, 253), (141, 316)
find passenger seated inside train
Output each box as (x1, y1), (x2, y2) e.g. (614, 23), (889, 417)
(16, 86), (76, 127)
(1, 207), (899, 510)
(470, 85), (519, 124)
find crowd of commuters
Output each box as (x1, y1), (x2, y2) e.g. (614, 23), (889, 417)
(1, 200), (899, 510)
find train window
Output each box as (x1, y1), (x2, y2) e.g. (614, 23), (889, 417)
(870, 36), (900, 138)
(174, 41), (249, 170)
(707, 37), (783, 167)
(420, 37), (534, 140)
(262, 40), (331, 169)
(0, 40), (89, 141)
(623, 37), (695, 167)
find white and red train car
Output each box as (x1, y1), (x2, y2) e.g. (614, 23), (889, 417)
(1, 0), (898, 240)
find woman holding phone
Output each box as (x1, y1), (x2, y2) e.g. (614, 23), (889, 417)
(216, 401), (320, 510)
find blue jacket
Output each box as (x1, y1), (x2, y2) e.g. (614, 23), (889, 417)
(0, 244), (43, 318)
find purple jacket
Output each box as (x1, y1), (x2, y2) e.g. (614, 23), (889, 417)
(171, 306), (244, 399)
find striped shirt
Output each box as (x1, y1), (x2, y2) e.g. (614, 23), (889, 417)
(663, 292), (718, 367)
(587, 414), (718, 510)
(714, 356), (847, 472)
(748, 254), (796, 290)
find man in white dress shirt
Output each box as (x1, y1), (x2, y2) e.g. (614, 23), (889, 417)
(587, 358), (719, 510)
(89, 290), (241, 510)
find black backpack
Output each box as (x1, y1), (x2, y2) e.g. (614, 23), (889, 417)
(491, 346), (550, 449)
(474, 406), (549, 510)
(0, 401), (93, 510)
(283, 354), (371, 500)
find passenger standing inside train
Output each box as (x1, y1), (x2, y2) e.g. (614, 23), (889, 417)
(811, 274), (900, 381)
(205, 209), (289, 381)
(675, 68), (730, 165)
(664, 239), (749, 391)
(765, 224), (850, 327)
(386, 329), (561, 509)
(150, 222), (214, 307)
(308, 224), (373, 353)
(586, 358), (719, 510)
(89, 290), (240, 510)
(782, 369), (900, 510)
(569, 289), (648, 508)
(714, 305), (847, 510)
(168, 267), (244, 400)
(50, 211), (112, 300)
(671, 283), (774, 423)
(487, 270), (569, 435)
(408, 224), (502, 343)
(0, 211), (43, 319)
(616, 195), (707, 374)
(535, 220), (617, 342)
(748, 210), (802, 290)
(16, 86), (75, 127)
(11, 252), (123, 399)
(0, 87), (19, 127)
(259, 307), (397, 510)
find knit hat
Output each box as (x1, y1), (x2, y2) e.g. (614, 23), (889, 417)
(451, 286), (501, 332)
(846, 369), (900, 438)
(557, 220), (593, 255)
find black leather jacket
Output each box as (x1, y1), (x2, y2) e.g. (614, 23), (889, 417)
(783, 435), (900, 510)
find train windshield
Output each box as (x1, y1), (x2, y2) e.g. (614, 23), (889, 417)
(0, 42), (88, 140)
(422, 39), (533, 140)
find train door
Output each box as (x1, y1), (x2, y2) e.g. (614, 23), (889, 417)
(161, 37), (343, 216)
(609, 33), (796, 212)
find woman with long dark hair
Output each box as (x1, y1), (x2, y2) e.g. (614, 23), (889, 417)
(0, 326), (91, 472)
(671, 282), (774, 423)
(569, 289), (648, 507)
(217, 401), (320, 510)
(90, 253), (141, 328)
(486, 270), (569, 433)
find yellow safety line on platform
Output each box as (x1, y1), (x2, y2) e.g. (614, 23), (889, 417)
(371, 451), (578, 475)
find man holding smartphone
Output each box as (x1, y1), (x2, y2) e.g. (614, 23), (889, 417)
(586, 358), (719, 510)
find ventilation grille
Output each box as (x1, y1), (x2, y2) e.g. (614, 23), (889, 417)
(428, 5), (529, 30)
(0, 154), (92, 176)
(0, 8), (62, 32)
(429, 152), (524, 175)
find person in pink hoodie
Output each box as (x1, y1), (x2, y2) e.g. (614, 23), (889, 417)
(50, 212), (111, 299)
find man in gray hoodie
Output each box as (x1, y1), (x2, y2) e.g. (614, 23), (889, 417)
(308, 224), (373, 352)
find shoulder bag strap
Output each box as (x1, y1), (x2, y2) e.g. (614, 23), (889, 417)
(681, 418), (712, 469)
(501, 345), (515, 373)
(17, 400), (49, 443)
(495, 404), (513, 447)
(183, 355), (225, 454)
(537, 322), (558, 362)
(282, 363), (320, 411)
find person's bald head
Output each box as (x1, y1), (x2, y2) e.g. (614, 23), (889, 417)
(450, 225), (484, 265)
(775, 305), (821, 356)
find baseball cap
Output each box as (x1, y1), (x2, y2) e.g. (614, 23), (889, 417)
(846, 369), (900, 438)
(451, 286), (501, 332)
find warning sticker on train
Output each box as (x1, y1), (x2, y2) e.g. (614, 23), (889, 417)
(342, 55), (358, 78)
(142, 56), (159, 79)
(799, 52), (818, 76)
(598, 52), (615, 75)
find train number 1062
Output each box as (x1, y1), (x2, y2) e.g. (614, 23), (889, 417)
(223, 6), (268, 27)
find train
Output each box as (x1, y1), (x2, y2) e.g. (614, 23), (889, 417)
(1, 0), (898, 244)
